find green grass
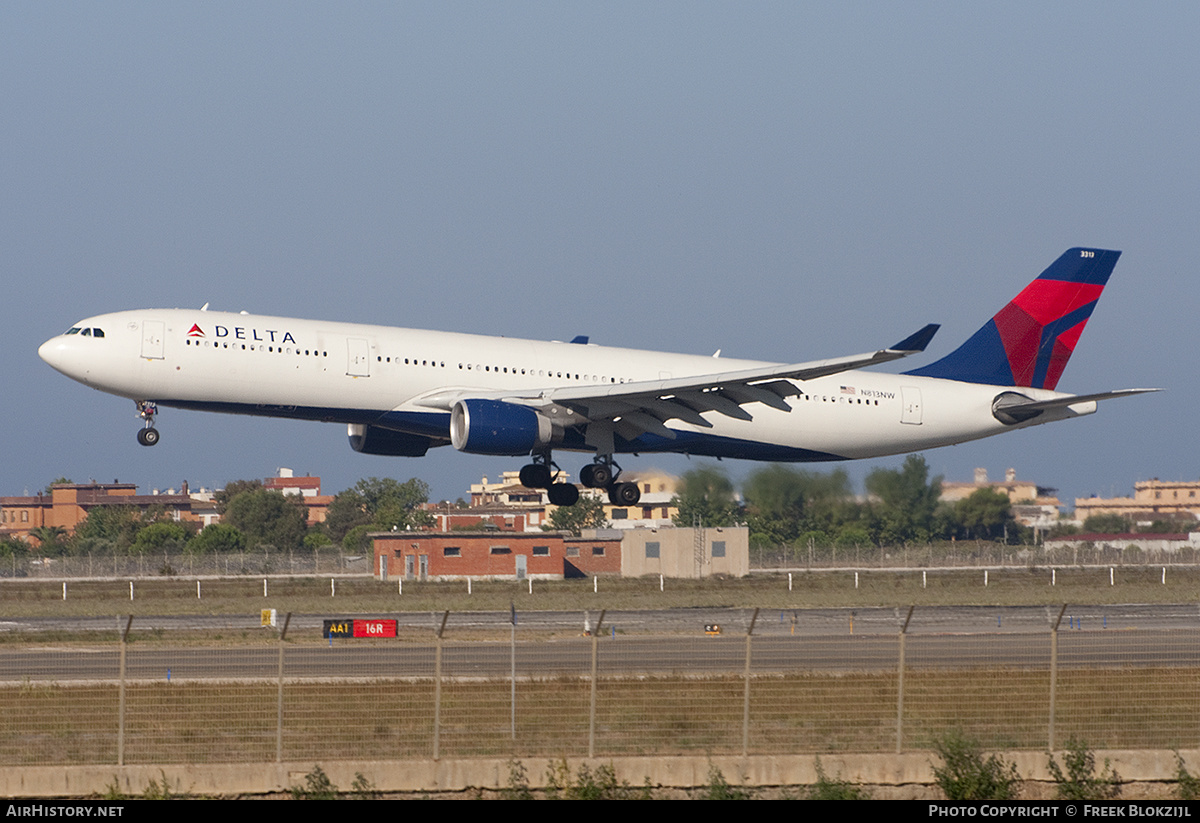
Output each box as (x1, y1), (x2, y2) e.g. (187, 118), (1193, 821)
(2, 565), (1197, 620)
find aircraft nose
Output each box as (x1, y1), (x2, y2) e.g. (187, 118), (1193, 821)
(39, 336), (70, 373)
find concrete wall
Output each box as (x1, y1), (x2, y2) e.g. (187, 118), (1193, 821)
(620, 527), (749, 578)
(2, 750), (1193, 798)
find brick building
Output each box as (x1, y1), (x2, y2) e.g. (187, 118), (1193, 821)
(372, 531), (621, 581)
(0, 482), (198, 545)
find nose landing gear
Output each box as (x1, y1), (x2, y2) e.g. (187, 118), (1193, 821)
(136, 401), (160, 447)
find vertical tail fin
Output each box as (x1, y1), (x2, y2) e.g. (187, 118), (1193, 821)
(903, 247), (1120, 389)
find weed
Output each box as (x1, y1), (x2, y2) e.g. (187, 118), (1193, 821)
(1047, 739), (1120, 800)
(141, 770), (180, 799)
(101, 778), (125, 800)
(544, 759), (571, 799)
(291, 765), (338, 800)
(502, 759), (534, 800)
(807, 757), (871, 800)
(931, 730), (1020, 800)
(543, 759), (648, 800)
(350, 772), (381, 800)
(1175, 754), (1200, 801)
(699, 765), (754, 800)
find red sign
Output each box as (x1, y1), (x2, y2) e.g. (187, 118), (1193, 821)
(352, 619), (397, 638)
(324, 619), (398, 638)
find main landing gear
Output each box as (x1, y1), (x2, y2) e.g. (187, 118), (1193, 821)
(136, 401), (160, 447)
(518, 457), (579, 506)
(519, 454), (641, 507)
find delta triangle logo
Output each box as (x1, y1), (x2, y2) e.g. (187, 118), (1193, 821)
(187, 324), (205, 338)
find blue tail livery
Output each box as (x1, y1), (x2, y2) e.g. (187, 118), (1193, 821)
(904, 247), (1120, 389)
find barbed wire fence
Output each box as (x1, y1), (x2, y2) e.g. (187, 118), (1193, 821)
(6, 539), (1200, 581)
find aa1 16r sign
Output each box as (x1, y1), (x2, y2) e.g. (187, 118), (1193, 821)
(323, 619), (397, 638)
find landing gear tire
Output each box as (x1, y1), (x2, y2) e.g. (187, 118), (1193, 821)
(519, 463), (552, 489)
(579, 463), (614, 488)
(607, 481), (640, 506)
(137, 428), (160, 447)
(547, 483), (580, 507)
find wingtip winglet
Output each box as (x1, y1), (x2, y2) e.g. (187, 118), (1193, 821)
(891, 323), (940, 353)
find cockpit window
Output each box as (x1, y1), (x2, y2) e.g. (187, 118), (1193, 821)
(81, 328), (91, 337)
(66, 327), (81, 335)
(92, 328), (105, 338)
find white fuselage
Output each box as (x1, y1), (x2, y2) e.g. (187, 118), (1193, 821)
(38, 308), (1092, 463)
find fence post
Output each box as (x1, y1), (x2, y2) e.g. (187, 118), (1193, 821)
(1049, 604), (1066, 751)
(510, 602), (517, 741)
(588, 609), (607, 759)
(896, 606), (914, 753)
(742, 608), (760, 756)
(118, 616), (133, 765)
(433, 611), (449, 760)
(276, 612), (291, 764)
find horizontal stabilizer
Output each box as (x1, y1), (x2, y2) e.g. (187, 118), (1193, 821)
(891, 323), (939, 353)
(992, 387), (1160, 424)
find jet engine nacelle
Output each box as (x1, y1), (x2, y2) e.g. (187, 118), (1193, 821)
(348, 423), (433, 456)
(450, 399), (559, 456)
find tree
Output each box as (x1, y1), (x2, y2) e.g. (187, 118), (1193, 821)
(28, 526), (69, 555)
(546, 492), (609, 535)
(743, 465), (855, 547)
(188, 523), (247, 554)
(213, 479), (263, 515)
(129, 521), (191, 555)
(954, 487), (1015, 541)
(671, 465), (740, 527)
(43, 477), (72, 493)
(324, 477), (432, 544)
(865, 454), (942, 544)
(223, 489), (307, 551)
(1082, 513), (1134, 534)
(0, 537), (30, 559)
(74, 506), (147, 553)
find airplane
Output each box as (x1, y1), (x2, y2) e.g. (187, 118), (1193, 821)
(39, 247), (1156, 507)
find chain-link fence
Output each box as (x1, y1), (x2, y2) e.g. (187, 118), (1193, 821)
(1, 549), (367, 579)
(8, 543), (1200, 580)
(3, 606), (1199, 765)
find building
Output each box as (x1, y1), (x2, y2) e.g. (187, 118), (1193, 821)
(371, 531), (621, 581)
(1074, 479), (1200, 524)
(939, 467), (1062, 528)
(372, 526), (748, 581)
(1044, 532), (1200, 556)
(620, 527), (749, 578)
(0, 482), (200, 545)
(422, 505), (533, 533)
(464, 468), (680, 532)
(262, 468), (332, 525)
(601, 469), (679, 529)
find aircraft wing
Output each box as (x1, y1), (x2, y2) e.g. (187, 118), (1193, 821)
(413, 324), (939, 443)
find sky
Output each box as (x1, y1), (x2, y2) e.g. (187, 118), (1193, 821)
(3, 2), (1195, 507)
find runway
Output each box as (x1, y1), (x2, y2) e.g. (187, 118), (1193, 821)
(3, 604), (1198, 682)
